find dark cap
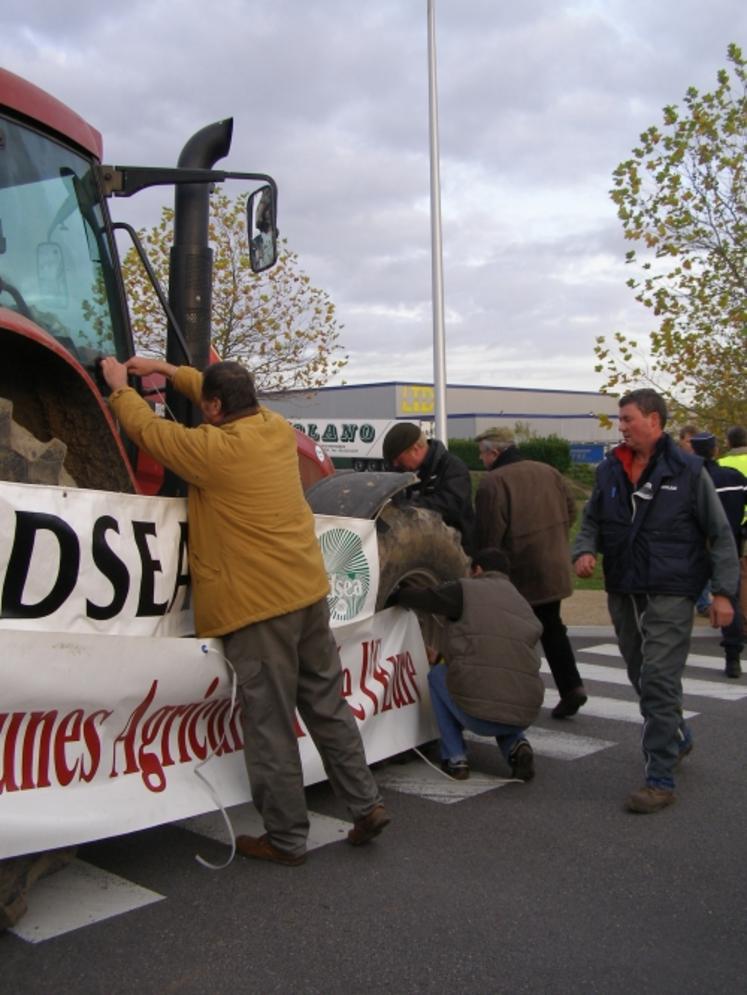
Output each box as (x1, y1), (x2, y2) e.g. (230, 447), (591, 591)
(690, 432), (716, 458)
(383, 422), (422, 464)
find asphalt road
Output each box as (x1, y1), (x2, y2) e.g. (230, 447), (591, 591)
(4, 629), (746, 995)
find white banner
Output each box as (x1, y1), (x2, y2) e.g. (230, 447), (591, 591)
(0, 485), (381, 637)
(291, 419), (434, 461)
(0, 608), (434, 859)
(0, 481), (192, 638)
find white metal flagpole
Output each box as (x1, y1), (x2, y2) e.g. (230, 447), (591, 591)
(427, 0), (448, 443)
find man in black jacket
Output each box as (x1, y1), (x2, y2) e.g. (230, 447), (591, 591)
(690, 432), (746, 677)
(383, 422), (474, 553)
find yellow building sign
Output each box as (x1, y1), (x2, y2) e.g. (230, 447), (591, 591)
(398, 384), (435, 416)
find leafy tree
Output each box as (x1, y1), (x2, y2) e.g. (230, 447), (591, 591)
(121, 190), (347, 390)
(596, 43), (746, 430)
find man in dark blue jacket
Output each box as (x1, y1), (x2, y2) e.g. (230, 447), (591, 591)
(690, 432), (746, 677)
(573, 389), (738, 814)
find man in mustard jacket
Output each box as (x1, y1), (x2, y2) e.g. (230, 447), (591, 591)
(101, 356), (389, 865)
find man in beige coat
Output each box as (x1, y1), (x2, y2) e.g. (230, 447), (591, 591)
(101, 356), (389, 865)
(473, 427), (586, 719)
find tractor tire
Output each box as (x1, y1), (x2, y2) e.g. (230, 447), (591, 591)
(0, 397), (76, 486)
(0, 396), (77, 931)
(375, 502), (469, 609)
(0, 849), (77, 932)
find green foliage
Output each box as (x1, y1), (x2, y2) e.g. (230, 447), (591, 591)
(569, 500), (605, 591)
(449, 434), (572, 472)
(512, 420), (535, 442)
(565, 462), (596, 491)
(121, 190), (347, 390)
(517, 435), (571, 473)
(447, 437), (481, 469)
(597, 43), (746, 430)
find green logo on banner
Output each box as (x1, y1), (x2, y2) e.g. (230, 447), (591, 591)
(319, 528), (371, 622)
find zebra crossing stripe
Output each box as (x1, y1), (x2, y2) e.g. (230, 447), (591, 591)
(466, 726), (615, 760)
(582, 643), (731, 674)
(177, 804), (350, 851)
(10, 860), (163, 944)
(525, 726), (615, 759)
(542, 658), (746, 701)
(552, 660), (747, 702)
(374, 758), (513, 803)
(541, 687), (698, 723)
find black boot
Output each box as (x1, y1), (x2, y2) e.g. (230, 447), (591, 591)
(725, 655), (742, 679)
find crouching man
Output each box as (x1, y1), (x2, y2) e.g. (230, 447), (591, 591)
(389, 548), (544, 781)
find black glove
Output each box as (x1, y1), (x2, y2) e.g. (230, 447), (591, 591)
(384, 586), (401, 608)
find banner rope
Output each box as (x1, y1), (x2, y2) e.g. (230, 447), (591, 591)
(192, 644), (239, 871)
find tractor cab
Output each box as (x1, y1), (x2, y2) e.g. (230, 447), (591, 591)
(0, 78), (130, 376)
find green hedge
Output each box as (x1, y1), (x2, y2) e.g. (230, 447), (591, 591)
(517, 435), (571, 472)
(565, 462), (596, 489)
(447, 438), (481, 469)
(448, 434), (571, 473)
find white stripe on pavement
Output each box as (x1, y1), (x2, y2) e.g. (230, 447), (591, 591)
(374, 758), (515, 804)
(526, 726), (616, 759)
(10, 860), (163, 944)
(177, 803), (350, 851)
(467, 726), (615, 760)
(541, 660), (747, 701)
(541, 688), (698, 723)
(581, 643), (731, 674)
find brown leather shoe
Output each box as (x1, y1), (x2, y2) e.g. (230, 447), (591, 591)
(625, 786), (676, 814)
(235, 834), (306, 866)
(347, 804), (391, 846)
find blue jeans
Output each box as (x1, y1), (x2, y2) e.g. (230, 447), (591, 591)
(696, 582), (711, 613)
(427, 663), (527, 763)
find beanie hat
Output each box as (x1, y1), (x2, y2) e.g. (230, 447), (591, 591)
(383, 422), (422, 464)
(690, 432), (716, 458)
(475, 426), (515, 447)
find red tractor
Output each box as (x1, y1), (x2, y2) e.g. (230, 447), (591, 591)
(0, 68), (466, 928)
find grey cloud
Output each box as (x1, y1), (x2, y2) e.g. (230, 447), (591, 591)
(2, 0), (744, 395)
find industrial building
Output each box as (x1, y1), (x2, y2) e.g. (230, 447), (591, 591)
(262, 380), (619, 468)
(265, 380), (617, 440)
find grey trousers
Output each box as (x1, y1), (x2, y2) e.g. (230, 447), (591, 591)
(223, 598), (381, 855)
(608, 592), (693, 788)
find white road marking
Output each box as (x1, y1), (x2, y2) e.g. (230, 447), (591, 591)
(466, 726), (614, 759)
(10, 859), (163, 944)
(177, 803), (349, 851)
(374, 758), (516, 804)
(541, 659), (746, 701)
(541, 687), (698, 723)
(581, 642), (731, 674)
(521, 726), (616, 759)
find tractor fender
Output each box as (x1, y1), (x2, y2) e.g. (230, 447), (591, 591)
(305, 469), (418, 520)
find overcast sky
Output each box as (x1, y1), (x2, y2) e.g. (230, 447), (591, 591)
(3, 1), (745, 390)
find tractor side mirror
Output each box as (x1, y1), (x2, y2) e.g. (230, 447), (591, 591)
(247, 184), (278, 273)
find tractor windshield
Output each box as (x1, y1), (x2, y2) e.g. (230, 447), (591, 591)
(0, 114), (128, 369)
